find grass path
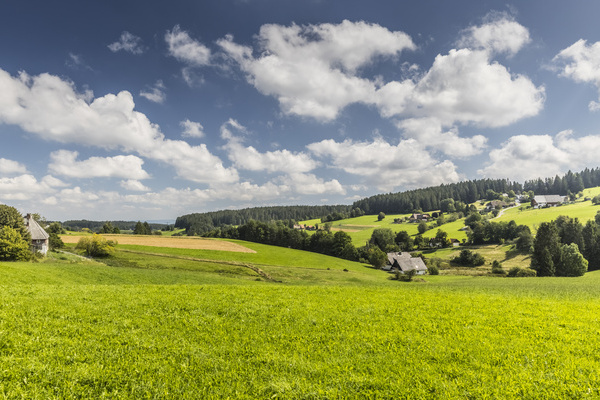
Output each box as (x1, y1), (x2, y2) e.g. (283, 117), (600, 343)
(118, 248), (279, 282)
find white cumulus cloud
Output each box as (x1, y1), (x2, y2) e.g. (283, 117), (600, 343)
(218, 20), (415, 121)
(479, 130), (600, 181)
(0, 68), (238, 185)
(307, 137), (460, 191)
(140, 80), (166, 104)
(0, 158), (27, 175)
(48, 150), (150, 180)
(221, 119), (318, 174)
(166, 25), (211, 66)
(180, 119), (205, 138)
(457, 13), (531, 56)
(120, 179), (151, 192)
(554, 39), (600, 111)
(108, 31), (145, 55)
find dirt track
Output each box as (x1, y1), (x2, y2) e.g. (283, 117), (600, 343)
(60, 235), (257, 253)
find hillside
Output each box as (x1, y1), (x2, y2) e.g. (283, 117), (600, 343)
(1, 239), (600, 397)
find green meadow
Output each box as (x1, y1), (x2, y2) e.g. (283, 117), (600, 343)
(1, 241), (600, 398)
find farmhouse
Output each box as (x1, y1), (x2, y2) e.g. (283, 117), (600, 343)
(24, 214), (49, 255)
(531, 195), (568, 208)
(409, 213), (431, 223)
(383, 252), (427, 275)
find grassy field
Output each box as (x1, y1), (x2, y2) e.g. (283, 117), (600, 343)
(5, 189), (600, 398)
(1, 245), (600, 398)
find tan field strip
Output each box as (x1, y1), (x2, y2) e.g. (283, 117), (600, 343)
(329, 227), (360, 232)
(60, 235), (256, 253)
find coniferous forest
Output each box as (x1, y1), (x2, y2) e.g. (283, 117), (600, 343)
(176, 168), (600, 234)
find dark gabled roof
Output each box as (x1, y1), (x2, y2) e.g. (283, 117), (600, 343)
(24, 214), (49, 241)
(386, 252), (427, 272)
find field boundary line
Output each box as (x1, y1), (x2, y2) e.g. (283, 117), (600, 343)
(118, 249), (281, 282)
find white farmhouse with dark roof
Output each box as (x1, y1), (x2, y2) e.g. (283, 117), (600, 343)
(531, 195), (568, 208)
(24, 214), (49, 255)
(383, 252), (427, 275)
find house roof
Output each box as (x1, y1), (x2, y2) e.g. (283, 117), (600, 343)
(24, 214), (49, 240)
(386, 252), (427, 272)
(533, 195), (567, 204)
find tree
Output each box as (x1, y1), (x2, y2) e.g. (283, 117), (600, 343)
(557, 243), (587, 277)
(133, 221), (152, 235)
(417, 220), (428, 234)
(48, 233), (64, 251)
(377, 212), (386, 221)
(75, 234), (117, 257)
(395, 231), (413, 251)
(582, 220), (600, 271)
(367, 247), (387, 269)
(0, 226), (30, 261)
(332, 231), (353, 258)
(432, 229), (450, 248)
(531, 222), (561, 277)
(0, 205), (30, 242)
(516, 229), (534, 252)
(100, 221), (115, 234)
(369, 228), (396, 252)
(46, 222), (66, 235)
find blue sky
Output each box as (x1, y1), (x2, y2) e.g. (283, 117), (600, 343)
(2, 0), (600, 221)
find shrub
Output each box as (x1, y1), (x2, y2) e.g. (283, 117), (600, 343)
(75, 234), (117, 257)
(0, 226), (31, 261)
(452, 249), (485, 267)
(507, 267), (537, 277)
(491, 260), (506, 275)
(393, 269), (416, 282)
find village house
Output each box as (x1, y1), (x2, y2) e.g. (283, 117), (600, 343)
(409, 213), (431, 223)
(382, 252), (427, 275)
(24, 214), (49, 255)
(531, 195), (568, 208)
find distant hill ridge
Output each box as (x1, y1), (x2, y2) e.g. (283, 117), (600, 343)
(176, 168), (600, 234)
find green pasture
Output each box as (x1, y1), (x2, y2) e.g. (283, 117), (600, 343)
(1, 246), (600, 398)
(302, 213), (468, 246)
(497, 199), (600, 230)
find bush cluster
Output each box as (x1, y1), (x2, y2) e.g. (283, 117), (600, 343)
(75, 234), (117, 257)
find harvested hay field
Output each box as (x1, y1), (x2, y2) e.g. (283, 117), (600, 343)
(329, 227), (360, 232)
(60, 235), (256, 253)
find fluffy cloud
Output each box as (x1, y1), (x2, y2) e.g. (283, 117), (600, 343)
(108, 31), (145, 55)
(180, 119), (205, 138)
(307, 137), (460, 191)
(139, 80), (166, 103)
(218, 20), (415, 121)
(281, 173), (345, 195)
(0, 158), (27, 175)
(221, 119), (318, 174)
(48, 150), (150, 180)
(397, 118), (487, 158)
(457, 14), (531, 56)
(479, 130), (600, 181)
(166, 25), (211, 66)
(376, 47), (544, 127)
(0, 174), (66, 201)
(0, 68), (237, 184)
(219, 18), (542, 156)
(553, 39), (600, 110)
(120, 179), (151, 192)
